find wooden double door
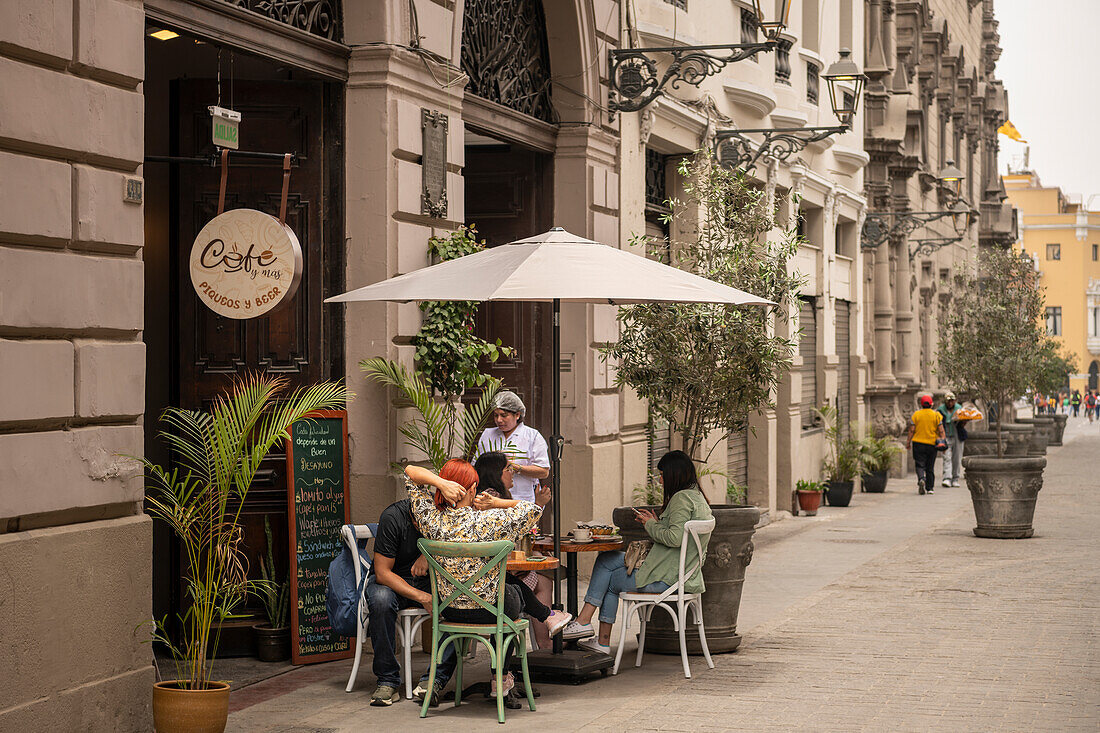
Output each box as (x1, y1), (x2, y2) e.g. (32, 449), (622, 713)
(464, 142), (554, 435)
(166, 79), (342, 623)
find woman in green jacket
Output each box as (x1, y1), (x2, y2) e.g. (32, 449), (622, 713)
(564, 451), (714, 655)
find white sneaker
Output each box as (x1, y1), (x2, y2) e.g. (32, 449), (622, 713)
(577, 637), (610, 655)
(951, 480), (961, 487)
(561, 621), (594, 640)
(546, 610), (573, 637)
(942, 480), (951, 487)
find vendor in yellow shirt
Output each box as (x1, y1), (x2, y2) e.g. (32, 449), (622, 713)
(906, 394), (946, 495)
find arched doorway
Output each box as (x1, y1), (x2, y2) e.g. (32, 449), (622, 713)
(1089, 360), (1098, 391)
(461, 0), (558, 433)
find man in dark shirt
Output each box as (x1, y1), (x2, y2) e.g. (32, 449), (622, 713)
(365, 498), (456, 707)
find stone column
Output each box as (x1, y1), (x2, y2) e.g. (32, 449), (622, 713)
(894, 232), (917, 384)
(872, 244), (896, 383)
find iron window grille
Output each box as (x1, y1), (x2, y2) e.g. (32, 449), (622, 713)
(806, 61), (819, 104)
(1046, 243), (1061, 261)
(664, 0), (687, 9)
(774, 38), (792, 84)
(224, 0), (343, 41)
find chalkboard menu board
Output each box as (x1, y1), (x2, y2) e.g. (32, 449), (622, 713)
(286, 410), (352, 665)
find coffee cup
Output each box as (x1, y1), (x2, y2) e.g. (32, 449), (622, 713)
(572, 527), (592, 541)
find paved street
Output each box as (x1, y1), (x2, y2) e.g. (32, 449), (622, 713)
(228, 420), (1100, 732)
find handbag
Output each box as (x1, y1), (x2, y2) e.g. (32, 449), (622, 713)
(934, 438), (948, 452)
(624, 539), (653, 574)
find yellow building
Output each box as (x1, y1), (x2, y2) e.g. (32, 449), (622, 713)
(1004, 171), (1100, 392)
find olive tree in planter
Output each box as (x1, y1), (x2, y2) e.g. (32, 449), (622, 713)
(142, 374), (350, 733)
(937, 248), (1046, 538)
(603, 152), (803, 653)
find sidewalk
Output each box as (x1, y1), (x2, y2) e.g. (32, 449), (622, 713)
(228, 420), (1100, 731)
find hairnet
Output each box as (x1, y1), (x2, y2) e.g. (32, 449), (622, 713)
(493, 390), (526, 417)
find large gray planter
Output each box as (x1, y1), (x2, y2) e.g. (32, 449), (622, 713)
(1015, 417), (1054, 456)
(961, 456), (1046, 539)
(613, 504), (759, 654)
(982, 423), (1034, 456)
(1050, 413), (1067, 445)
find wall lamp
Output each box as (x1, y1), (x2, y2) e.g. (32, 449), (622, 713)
(713, 49), (866, 171)
(608, 0), (791, 114)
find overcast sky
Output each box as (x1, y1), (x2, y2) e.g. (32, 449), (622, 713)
(994, 0), (1100, 205)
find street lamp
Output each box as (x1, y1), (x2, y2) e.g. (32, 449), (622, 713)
(608, 3), (794, 114)
(750, 0), (792, 43)
(938, 160), (965, 199)
(713, 49), (867, 171)
(822, 48), (866, 125)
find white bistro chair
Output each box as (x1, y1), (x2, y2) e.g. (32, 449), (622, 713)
(613, 517), (716, 679)
(340, 524), (430, 699)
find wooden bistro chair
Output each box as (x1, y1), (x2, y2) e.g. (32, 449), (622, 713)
(417, 538), (536, 724)
(340, 524), (430, 700)
(613, 517), (716, 679)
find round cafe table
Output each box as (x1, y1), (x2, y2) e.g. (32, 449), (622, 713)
(532, 537), (623, 617)
(506, 555), (560, 573)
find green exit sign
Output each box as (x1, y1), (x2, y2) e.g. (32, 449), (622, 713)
(208, 105), (241, 150)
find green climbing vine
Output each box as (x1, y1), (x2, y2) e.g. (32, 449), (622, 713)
(414, 224), (514, 398)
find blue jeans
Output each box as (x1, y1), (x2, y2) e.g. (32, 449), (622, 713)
(365, 575), (455, 689)
(584, 551), (670, 624)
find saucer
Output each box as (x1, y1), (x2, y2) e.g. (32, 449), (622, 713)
(566, 536), (593, 543)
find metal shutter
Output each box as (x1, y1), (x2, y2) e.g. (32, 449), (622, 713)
(726, 428), (748, 487)
(648, 412), (671, 474)
(836, 300), (851, 437)
(800, 298), (817, 428)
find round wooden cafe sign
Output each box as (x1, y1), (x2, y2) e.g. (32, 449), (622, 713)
(189, 208), (303, 319)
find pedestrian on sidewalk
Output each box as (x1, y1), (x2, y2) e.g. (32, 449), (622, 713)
(1071, 390), (1081, 417)
(1086, 391), (1097, 424)
(936, 392), (964, 488)
(1048, 395), (1057, 414)
(907, 395), (945, 495)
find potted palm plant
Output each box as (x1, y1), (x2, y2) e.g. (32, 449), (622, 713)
(816, 405), (861, 507)
(937, 248), (1047, 538)
(142, 374), (349, 733)
(252, 516), (290, 663)
(858, 427), (902, 493)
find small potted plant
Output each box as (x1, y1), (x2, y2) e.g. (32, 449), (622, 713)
(253, 516), (290, 662)
(816, 405), (861, 507)
(795, 479), (824, 515)
(858, 426), (902, 493)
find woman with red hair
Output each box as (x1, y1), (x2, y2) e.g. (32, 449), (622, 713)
(403, 461), (549, 698)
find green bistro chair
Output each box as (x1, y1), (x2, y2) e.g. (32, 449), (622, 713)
(417, 538), (536, 724)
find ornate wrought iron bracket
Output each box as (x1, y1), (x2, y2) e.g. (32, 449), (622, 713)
(713, 125), (849, 172)
(608, 43), (775, 114)
(909, 236), (965, 261)
(861, 209), (969, 250)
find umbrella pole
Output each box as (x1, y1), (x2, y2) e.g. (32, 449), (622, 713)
(551, 298), (564, 653)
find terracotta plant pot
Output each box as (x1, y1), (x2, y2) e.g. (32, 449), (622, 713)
(253, 623), (290, 662)
(613, 504), (759, 654)
(962, 455), (1046, 539)
(796, 490), (822, 515)
(152, 680), (230, 733)
(861, 470), (888, 493)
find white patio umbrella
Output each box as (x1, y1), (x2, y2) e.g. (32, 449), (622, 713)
(326, 227), (772, 667)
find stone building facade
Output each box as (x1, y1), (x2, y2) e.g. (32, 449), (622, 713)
(618, 0), (868, 515)
(860, 0), (1014, 450)
(3, 0), (624, 727)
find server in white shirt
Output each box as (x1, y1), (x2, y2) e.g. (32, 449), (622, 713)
(476, 390), (550, 503)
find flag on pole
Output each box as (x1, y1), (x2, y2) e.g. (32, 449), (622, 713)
(998, 120), (1027, 142)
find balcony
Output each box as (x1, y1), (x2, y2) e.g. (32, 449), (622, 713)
(979, 200), (1017, 247)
